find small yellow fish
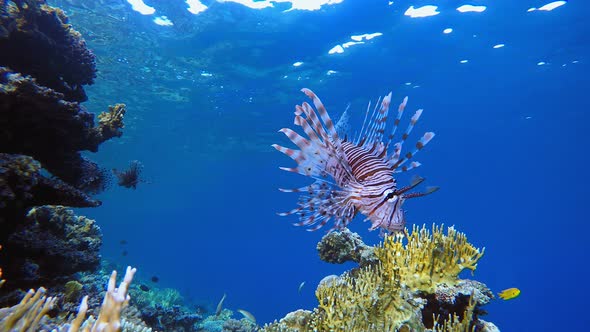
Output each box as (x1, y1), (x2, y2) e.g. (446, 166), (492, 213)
(498, 287), (520, 300)
(237, 309), (256, 324)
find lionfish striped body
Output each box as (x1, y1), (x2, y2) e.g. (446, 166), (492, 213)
(273, 88), (437, 233)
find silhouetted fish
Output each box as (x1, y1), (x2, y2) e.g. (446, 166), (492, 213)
(151, 276), (159, 283)
(216, 293), (226, 316)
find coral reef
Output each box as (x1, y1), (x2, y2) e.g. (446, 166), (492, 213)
(129, 285), (202, 331)
(375, 224), (485, 293)
(0, 67), (125, 190)
(261, 310), (312, 332)
(263, 225), (497, 332)
(0, 206), (102, 294)
(95, 103), (126, 143)
(0, 0), (126, 297)
(0, 264), (137, 332)
(140, 304), (202, 332)
(198, 309), (257, 332)
(316, 228), (377, 266)
(0, 153), (100, 226)
(0, 0), (96, 102)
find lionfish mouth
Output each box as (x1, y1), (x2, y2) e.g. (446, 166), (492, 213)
(366, 177), (439, 232)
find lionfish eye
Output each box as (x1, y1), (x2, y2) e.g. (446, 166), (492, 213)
(384, 190), (397, 200)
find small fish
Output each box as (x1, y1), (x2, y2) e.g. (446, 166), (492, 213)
(298, 281), (305, 294)
(274, 88), (437, 233)
(237, 309), (256, 324)
(498, 287), (521, 300)
(151, 276), (159, 283)
(121, 250), (128, 257)
(216, 293), (226, 316)
(139, 284), (150, 292)
(120, 240), (128, 245)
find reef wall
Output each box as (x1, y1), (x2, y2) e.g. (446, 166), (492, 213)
(0, 0), (124, 298)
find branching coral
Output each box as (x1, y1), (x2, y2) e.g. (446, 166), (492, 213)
(0, 265), (136, 332)
(78, 266), (137, 332)
(375, 224), (485, 293)
(93, 103), (126, 144)
(0, 287), (57, 331)
(311, 263), (416, 331)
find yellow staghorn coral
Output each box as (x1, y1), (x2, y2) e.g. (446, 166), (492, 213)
(375, 224), (485, 293)
(310, 264), (417, 332)
(0, 287), (57, 331)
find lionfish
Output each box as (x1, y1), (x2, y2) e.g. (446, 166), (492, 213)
(273, 88), (438, 233)
(112, 160), (144, 189)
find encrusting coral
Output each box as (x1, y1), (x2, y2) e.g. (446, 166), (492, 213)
(263, 224), (493, 332)
(0, 0), (97, 102)
(316, 228), (377, 266)
(1, 205), (102, 291)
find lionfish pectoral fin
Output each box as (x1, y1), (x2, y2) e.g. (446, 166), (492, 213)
(281, 180), (356, 232)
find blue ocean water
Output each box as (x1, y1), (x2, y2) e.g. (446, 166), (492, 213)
(53, 0), (589, 330)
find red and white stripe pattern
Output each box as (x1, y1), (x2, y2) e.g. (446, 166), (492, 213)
(274, 88), (437, 233)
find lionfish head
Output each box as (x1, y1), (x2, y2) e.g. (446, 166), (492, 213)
(361, 178), (439, 233)
(361, 187), (407, 233)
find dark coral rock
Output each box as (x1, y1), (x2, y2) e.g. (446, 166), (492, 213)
(421, 279), (494, 330)
(69, 156), (112, 195)
(316, 228), (377, 266)
(1, 205), (102, 290)
(0, 1), (125, 193)
(140, 304), (202, 332)
(0, 153), (99, 227)
(0, 68), (124, 190)
(0, 0), (96, 102)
